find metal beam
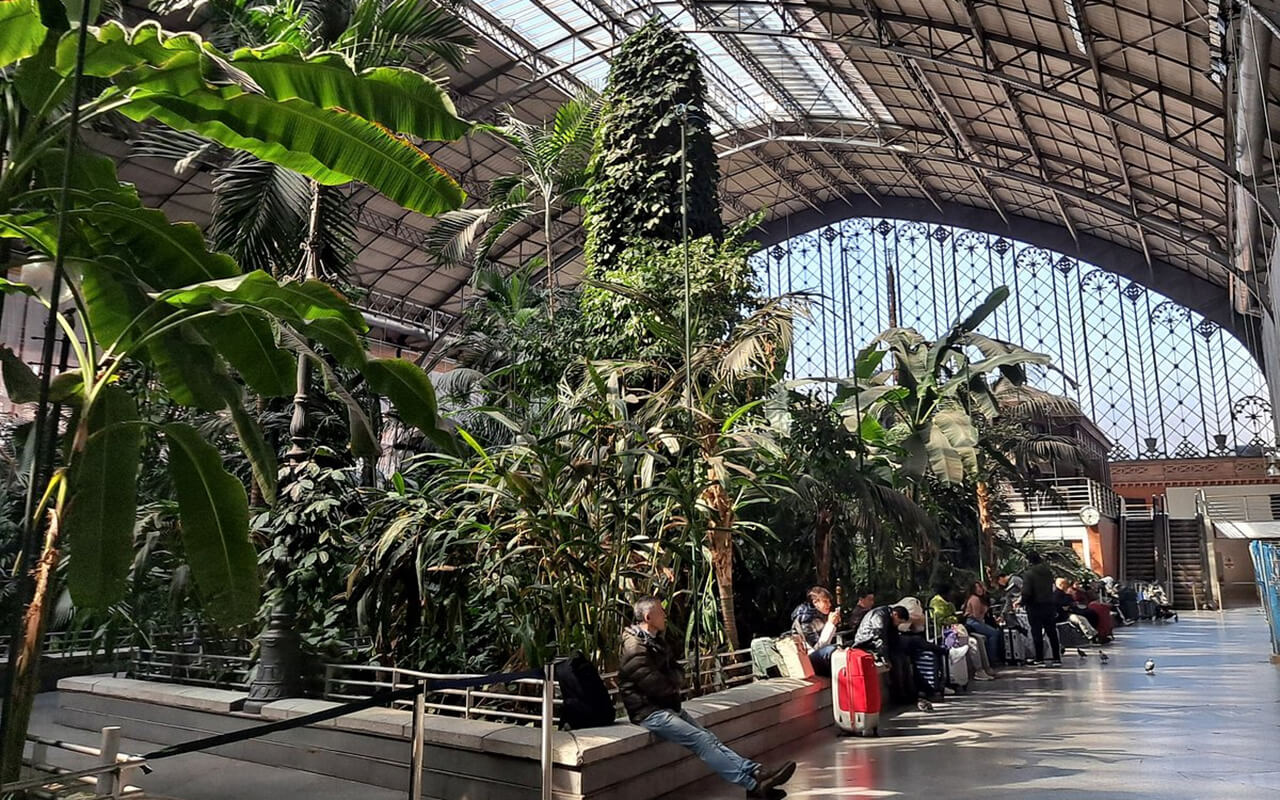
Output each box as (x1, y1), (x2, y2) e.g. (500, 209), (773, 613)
(1063, 0), (1154, 270)
(671, 0), (870, 210)
(957, 0), (1078, 242)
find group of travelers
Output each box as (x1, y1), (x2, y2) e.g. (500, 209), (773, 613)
(615, 557), (1136, 798)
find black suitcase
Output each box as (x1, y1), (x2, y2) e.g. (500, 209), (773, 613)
(913, 646), (949, 698)
(1001, 625), (1029, 664)
(555, 653), (616, 730)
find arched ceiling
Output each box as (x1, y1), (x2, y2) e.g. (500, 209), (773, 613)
(122, 0), (1280, 349)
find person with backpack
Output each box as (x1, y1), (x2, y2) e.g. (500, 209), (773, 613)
(618, 596), (796, 799)
(1021, 552), (1062, 667)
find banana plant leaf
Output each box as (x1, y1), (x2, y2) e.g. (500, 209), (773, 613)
(164, 422), (259, 626)
(0, 0), (45, 69)
(63, 386), (141, 609)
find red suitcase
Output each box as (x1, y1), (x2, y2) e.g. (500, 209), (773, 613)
(831, 648), (880, 736)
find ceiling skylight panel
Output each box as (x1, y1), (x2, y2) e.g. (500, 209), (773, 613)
(646, 2), (787, 126)
(472, 0), (617, 89)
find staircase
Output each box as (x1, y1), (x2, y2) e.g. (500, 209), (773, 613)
(1168, 519), (1206, 609)
(1122, 515), (1157, 584)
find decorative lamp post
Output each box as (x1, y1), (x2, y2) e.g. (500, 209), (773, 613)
(245, 186), (325, 711)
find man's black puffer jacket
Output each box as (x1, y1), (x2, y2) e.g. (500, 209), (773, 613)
(617, 626), (683, 723)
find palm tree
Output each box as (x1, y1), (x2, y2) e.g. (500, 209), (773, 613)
(423, 95), (601, 317)
(764, 393), (934, 589)
(136, 0), (474, 282)
(582, 279), (804, 650)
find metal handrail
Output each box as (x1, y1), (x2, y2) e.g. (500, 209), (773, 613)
(8, 726), (147, 799)
(322, 648), (756, 726)
(130, 648), (254, 690)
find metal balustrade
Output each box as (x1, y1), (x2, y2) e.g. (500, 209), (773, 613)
(7, 726), (148, 799)
(0, 629), (119, 660)
(322, 648), (755, 726)
(1001, 476), (1122, 520)
(1200, 492), (1280, 522)
(129, 648), (254, 690)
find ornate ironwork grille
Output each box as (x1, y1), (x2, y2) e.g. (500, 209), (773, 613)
(754, 218), (1275, 460)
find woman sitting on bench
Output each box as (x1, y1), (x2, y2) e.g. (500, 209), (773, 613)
(792, 586), (841, 677)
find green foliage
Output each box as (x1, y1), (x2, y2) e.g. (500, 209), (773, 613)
(584, 19), (722, 274)
(580, 218), (760, 361)
(255, 456), (364, 654)
(63, 385), (141, 610)
(424, 95), (600, 282)
(833, 287), (1052, 484)
(0, 0), (45, 68)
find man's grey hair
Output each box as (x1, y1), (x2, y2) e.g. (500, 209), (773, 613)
(633, 595), (662, 624)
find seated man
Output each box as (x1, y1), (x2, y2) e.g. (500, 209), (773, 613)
(792, 586), (841, 677)
(995, 573), (1023, 616)
(853, 604), (931, 711)
(844, 587), (876, 631)
(1053, 578), (1099, 641)
(619, 596), (795, 799)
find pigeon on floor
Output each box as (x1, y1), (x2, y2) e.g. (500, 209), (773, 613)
(1144, 658), (1156, 673)
(1099, 651), (1109, 663)
(1076, 648), (1088, 658)
(917, 698), (934, 712)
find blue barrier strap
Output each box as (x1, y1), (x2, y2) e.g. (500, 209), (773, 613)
(142, 667), (544, 761)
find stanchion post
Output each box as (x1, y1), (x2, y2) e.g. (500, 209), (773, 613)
(409, 680), (425, 800)
(541, 662), (554, 800)
(98, 726), (121, 798)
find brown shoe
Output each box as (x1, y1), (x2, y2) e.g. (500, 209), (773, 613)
(752, 761), (796, 791)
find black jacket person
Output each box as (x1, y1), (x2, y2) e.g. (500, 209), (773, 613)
(617, 596), (795, 798)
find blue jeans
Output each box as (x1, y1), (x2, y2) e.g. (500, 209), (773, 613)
(965, 619), (1000, 666)
(810, 644), (838, 677)
(640, 709), (759, 789)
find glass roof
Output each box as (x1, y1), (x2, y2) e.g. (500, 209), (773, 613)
(467, 0), (893, 131)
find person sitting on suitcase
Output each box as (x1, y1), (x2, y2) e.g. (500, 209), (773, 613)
(791, 586), (841, 677)
(619, 596), (796, 799)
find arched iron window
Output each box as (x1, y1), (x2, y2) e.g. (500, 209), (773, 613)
(754, 218), (1274, 460)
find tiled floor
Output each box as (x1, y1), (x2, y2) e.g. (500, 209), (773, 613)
(674, 608), (1280, 800)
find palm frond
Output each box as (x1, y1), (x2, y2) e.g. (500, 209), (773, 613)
(993, 381), (1083, 419)
(339, 0), (475, 70)
(714, 296), (798, 381)
(131, 127), (228, 173)
(207, 153), (311, 274)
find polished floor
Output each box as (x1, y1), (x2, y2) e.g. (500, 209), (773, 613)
(677, 609), (1280, 800)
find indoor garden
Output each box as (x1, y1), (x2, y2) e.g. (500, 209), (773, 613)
(0, 1), (1139, 779)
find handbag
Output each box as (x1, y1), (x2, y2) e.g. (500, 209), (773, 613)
(774, 633), (815, 679)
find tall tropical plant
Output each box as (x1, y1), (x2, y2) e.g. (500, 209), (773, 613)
(834, 287), (1052, 484)
(0, 4), (463, 777)
(834, 287), (1081, 576)
(424, 95), (601, 316)
(584, 281), (803, 650)
(584, 19), (722, 274)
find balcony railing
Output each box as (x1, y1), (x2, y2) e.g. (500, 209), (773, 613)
(1001, 476), (1121, 520)
(1200, 492), (1280, 522)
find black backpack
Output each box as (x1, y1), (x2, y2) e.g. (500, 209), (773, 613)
(554, 653), (616, 730)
